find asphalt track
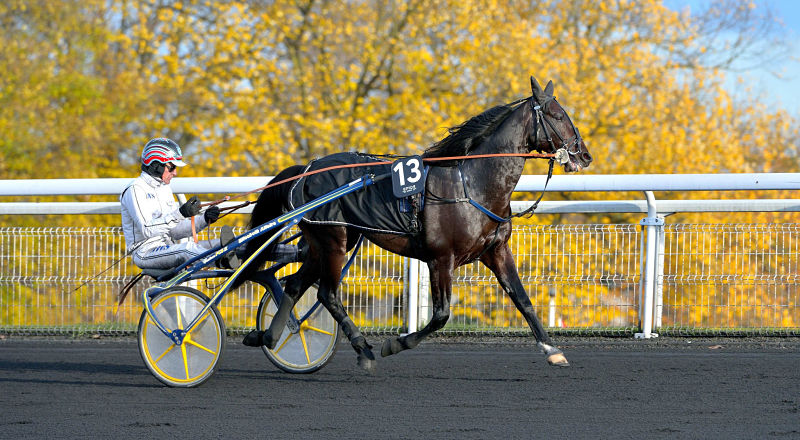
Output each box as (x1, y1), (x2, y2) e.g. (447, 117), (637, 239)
(1, 336), (799, 440)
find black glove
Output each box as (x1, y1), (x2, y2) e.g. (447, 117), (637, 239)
(178, 196), (201, 218)
(204, 206), (220, 224)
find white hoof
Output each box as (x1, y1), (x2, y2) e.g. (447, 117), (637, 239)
(547, 352), (570, 367)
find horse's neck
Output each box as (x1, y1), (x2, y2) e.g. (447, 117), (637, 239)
(462, 141), (527, 207)
(465, 111), (529, 199)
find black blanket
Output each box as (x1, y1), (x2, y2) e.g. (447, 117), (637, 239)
(288, 152), (420, 235)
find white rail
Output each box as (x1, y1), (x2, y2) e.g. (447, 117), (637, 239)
(3, 173), (800, 196)
(3, 173), (800, 215)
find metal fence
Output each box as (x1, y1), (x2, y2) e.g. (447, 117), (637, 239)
(2, 173), (800, 337)
(2, 222), (797, 336)
(0, 225), (636, 335)
(659, 223), (800, 334)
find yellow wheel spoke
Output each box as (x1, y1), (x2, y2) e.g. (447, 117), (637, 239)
(272, 311), (299, 354)
(181, 342), (190, 380)
(273, 333), (293, 353)
(174, 297), (191, 380)
(175, 297), (184, 330)
(302, 323), (334, 336)
(154, 341), (176, 363)
(298, 329), (311, 364)
(148, 316), (177, 363)
(185, 338), (217, 356)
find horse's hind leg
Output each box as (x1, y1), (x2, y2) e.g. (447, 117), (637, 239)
(381, 257), (453, 357)
(313, 227), (377, 373)
(242, 257), (319, 348)
(480, 242), (569, 367)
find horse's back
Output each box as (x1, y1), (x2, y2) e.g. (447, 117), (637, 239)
(290, 152), (420, 236)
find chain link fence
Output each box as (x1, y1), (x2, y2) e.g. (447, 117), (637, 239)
(1, 224), (798, 336)
(660, 224), (800, 335)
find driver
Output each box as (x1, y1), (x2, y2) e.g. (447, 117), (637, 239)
(120, 138), (241, 270)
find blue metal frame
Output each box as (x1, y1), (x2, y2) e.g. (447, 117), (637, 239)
(141, 174), (377, 346)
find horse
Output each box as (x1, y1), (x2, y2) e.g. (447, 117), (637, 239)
(240, 77), (592, 372)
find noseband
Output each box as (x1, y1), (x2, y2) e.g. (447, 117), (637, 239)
(529, 96), (583, 164)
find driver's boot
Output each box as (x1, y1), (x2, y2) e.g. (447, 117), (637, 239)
(216, 226), (241, 270)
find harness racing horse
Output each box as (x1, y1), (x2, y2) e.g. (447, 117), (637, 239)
(241, 77), (592, 372)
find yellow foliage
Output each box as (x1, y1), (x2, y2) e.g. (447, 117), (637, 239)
(1, 0), (799, 332)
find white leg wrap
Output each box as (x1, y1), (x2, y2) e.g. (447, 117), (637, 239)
(537, 342), (562, 355)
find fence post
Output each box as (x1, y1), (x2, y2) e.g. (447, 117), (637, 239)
(404, 258), (430, 334)
(176, 194), (199, 291)
(418, 260), (430, 329)
(405, 257), (419, 334)
(655, 219), (666, 330)
(636, 191), (662, 339)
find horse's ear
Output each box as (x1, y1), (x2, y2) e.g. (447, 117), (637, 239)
(530, 76), (543, 96)
(544, 80), (554, 97)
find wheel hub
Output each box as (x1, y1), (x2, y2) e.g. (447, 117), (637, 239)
(286, 318), (300, 334)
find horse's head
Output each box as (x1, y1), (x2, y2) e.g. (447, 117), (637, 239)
(526, 76), (592, 172)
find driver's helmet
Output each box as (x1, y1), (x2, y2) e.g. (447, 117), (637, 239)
(140, 138), (186, 178)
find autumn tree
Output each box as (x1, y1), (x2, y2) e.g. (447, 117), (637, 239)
(2, 0), (799, 330)
(3, 0), (796, 180)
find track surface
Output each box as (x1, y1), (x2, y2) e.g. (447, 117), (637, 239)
(1, 336), (799, 439)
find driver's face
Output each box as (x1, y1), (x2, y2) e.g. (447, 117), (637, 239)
(162, 162), (178, 184)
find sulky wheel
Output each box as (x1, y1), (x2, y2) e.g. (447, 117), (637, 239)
(138, 287), (225, 387)
(256, 280), (339, 373)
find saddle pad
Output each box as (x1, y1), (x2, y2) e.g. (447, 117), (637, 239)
(288, 152), (419, 235)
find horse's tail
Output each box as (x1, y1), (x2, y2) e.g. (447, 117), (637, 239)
(230, 164), (306, 290)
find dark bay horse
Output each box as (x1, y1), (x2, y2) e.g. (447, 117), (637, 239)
(241, 77), (592, 372)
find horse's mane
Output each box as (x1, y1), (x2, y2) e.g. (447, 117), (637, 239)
(422, 98), (527, 162)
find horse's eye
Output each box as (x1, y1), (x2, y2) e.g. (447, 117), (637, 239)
(544, 102), (564, 120)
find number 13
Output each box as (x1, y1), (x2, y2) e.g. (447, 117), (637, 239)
(393, 157), (422, 186)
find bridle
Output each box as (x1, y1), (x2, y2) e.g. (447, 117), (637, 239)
(528, 95), (584, 166)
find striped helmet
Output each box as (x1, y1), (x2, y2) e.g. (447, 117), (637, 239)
(141, 138), (187, 167)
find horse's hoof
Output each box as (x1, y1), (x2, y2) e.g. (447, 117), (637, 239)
(357, 354), (377, 374)
(547, 352), (570, 367)
(242, 330), (264, 347)
(261, 330), (278, 350)
(381, 338), (402, 357)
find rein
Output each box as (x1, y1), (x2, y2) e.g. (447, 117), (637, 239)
(202, 151), (557, 217)
(199, 94), (580, 225)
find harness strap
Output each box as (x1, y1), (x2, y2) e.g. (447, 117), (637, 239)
(511, 158), (555, 219)
(433, 159), (555, 224)
(468, 199), (512, 223)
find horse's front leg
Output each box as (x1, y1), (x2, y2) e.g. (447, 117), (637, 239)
(381, 256), (453, 357)
(481, 242), (569, 367)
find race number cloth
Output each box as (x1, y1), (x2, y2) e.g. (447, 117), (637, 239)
(289, 152), (421, 235)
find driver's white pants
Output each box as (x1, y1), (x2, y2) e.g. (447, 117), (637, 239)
(133, 240), (218, 270)
(132, 241), (300, 270)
